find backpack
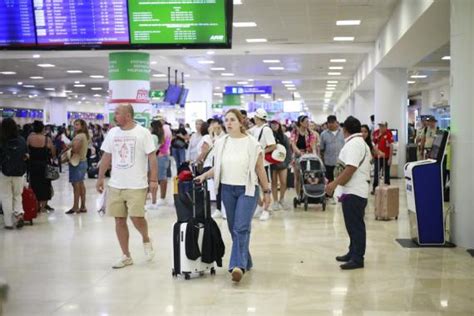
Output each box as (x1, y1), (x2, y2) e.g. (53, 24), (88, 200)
(1, 137), (28, 177)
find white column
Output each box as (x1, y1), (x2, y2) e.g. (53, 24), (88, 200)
(354, 91), (374, 126)
(44, 97), (68, 125)
(420, 90), (431, 115)
(450, 0), (474, 249)
(374, 68), (408, 178)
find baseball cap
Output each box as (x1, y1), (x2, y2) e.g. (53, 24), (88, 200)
(152, 113), (165, 121)
(254, 108), (268, 120)
(378, 121), (388, 127)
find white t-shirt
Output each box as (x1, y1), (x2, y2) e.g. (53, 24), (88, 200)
(335, 134), (371, 199)
(252, 124), (276, 167)
(221, 136), (251, 186)
(197, 134), (213, 167)
(101, 124), (156, 189)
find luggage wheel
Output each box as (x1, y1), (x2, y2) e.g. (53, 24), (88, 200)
(172, 269), (176, 277)
(210, 268), (216, 275)
(184, 273), (191, 280)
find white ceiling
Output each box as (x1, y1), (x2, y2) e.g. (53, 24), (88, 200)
(0, 0), (399, 111)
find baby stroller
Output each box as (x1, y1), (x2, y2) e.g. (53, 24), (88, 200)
(293, 154), (327, 211)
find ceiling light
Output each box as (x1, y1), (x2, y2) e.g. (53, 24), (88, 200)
(150, 61), (157, 65)
(287, 87), (296, 91)
(44, 88), (55, 91)
(269, 67), (285, 70)
(213, 93), (222, 96)
(93, 94), (102, 97)
(248, 79), (254, 82)
(74, 84), (86, 87)
(329, 66), (343, 70)
(207, 50), (215, 55)
(91, 87), (102, 91)
(328, 72), (341, 75)
(263, 59), (280, 63)
(152, 74), (166, 77)
(198, 60), (215, 64)
(282, 80), (293, 84)
(327, 80), (339, 83)
(326, 87), (335, 91)
(64, 90), (72, 93)
(221, 73), (234, 76)
(67, 70), (83, 74)
(294, 92), (301, 98)
(184, 74), (191, 78)
(330, 59), (346, 63)
(1, 71), (16, 75)
(37, 63), (55, 68)
(17, 82), (23, 85)
(326, 85), (337, 89)
(30, 76), (43, 79)
(246, 38), (267, 43)
(410, 75), (427, 79)
(336, 20), (361, 26)
(81, 97), (86, 100)
(333, 37), (354, 42)
(233, 22), (257, 27)
(214, 86), (221, 90)
(12, 91), (17, 95)
(211, 67), (226, 71)
(23, 85), (35, 88)
(441, 56), (451, 60)
(32, 54), (40, 58)
(237, 81), (248, 85)
(74, 81), (80, 84)
(90, 75), (105, 79)
(324, 98), (331, 103)
(285, 84), (295, 87)
(407, 81), (416, 84)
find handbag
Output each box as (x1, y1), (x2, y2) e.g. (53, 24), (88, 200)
(44, 137), (59, 181)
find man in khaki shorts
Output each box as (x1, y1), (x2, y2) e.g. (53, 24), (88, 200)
(96, 104), (158, 269)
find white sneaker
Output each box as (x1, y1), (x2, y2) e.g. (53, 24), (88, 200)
(259, 210), (271, 221)
(156, 199), (167, 206)
(253, 206), (263, 218)
(211, 209), (222, 218)
(329, 197), (337, 205)
(145, 204), (159, 211)
(112, 255), (133, 269)
(279, 201), (292, 210)
(144, 241), (155, 262)
(271, 202), (281, 211)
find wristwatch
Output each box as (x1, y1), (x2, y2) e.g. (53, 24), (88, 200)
(263, 189), (272, 195)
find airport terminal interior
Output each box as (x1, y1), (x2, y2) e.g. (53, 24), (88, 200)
(1, 0), (474, 315)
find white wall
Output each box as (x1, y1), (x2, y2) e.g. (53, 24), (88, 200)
(353, 91), (374, 126)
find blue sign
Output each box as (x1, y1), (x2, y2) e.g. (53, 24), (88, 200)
(225, 86), (272, 95)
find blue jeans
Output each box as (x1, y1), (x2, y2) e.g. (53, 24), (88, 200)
(221, 184), (259, 272)
(172, 147), (186, 170)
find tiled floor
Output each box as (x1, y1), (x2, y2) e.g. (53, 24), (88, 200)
(1, 172), (473, 315)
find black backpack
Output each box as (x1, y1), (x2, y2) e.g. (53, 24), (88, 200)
(1, 137), (28, 177)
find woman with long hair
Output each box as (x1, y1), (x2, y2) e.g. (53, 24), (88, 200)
(196, 109), (271, 283)
(150, 116), (172, 206)
(361, 124), (382, 161)
(27, 120), (56, 213)
(290, 115), (316, 198)
(149, 119), (165, 207)
(269, 120), (292, 210)
(65, 119), (90, 214)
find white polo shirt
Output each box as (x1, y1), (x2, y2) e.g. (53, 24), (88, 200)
(335, 133), (371, 199)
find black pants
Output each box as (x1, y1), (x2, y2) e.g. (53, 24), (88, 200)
(325, 165), (335, 182)
(373, 158), (390, 190)
(341, 194), (368, 263)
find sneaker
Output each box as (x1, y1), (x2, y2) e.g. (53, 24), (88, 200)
(156, 199), (167, 206)
(335, 254), (351, 262)
(144, 241), (155, 262)
(211, 209), (222, 218)
(231, 267), (243, 282)
(112, 255), (133, 269)
(259, 210), (270, 221)
(271, 202), (281, 211)
(340, 260), (364, 270)
(279, 200), (292, 211)
(253, 206), (263, 218)
(329, 197), (337, 205)
(146, 204), (159, 211)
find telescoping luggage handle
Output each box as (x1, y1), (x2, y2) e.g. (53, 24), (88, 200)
(192, 180), (208, 219)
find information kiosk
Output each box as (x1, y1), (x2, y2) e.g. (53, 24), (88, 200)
(404, 131), (449, 245)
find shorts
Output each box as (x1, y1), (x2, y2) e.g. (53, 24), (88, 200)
(158, 155), (170, 181)
(106, 187), (148, 218)
(69, 161), (87, 183)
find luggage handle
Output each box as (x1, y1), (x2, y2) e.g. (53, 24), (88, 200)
(192, 180), (208, 219)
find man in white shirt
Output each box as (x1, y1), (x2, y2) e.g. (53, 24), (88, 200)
(96, 104), (158, 269)
(325, 116), (371, 270)
(251, 108), (276, 221)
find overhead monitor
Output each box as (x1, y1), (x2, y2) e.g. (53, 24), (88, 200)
(164, 84), (182, 105)
(178, 88), (189, 107)
(0, 0), (36, 47)
(0, 0), (233, 49)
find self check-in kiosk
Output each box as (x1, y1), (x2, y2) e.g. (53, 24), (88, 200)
(404, 131), (449, 245)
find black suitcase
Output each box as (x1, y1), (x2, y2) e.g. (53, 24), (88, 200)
(406, 144), (418, 162)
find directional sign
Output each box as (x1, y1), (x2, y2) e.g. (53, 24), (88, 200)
(224, 86), (272, 95)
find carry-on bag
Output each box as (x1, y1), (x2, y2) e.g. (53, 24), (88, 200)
(22, 186), (38, 224)
(172, 180), (216, 280)
(374, 159), (399, 220)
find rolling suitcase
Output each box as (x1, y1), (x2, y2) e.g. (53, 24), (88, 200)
(374, 160), (399, 220)
(172, 180), (216, 280)
(22, 186), (38, 225)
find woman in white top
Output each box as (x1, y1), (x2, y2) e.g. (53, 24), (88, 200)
(187, 119), (204, 162)
(196, 109), (271, 283)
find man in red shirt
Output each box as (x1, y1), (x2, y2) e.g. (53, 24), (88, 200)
(372, 122), (393, 193)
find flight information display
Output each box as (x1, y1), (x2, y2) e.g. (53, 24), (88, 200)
(128, 0), (228, 45)
(33, 0), (130, 46)
(0, 0), (36, 46)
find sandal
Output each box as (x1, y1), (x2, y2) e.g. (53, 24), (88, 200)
(65, 209), (77, 215)
(79, 208), (87, 213)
